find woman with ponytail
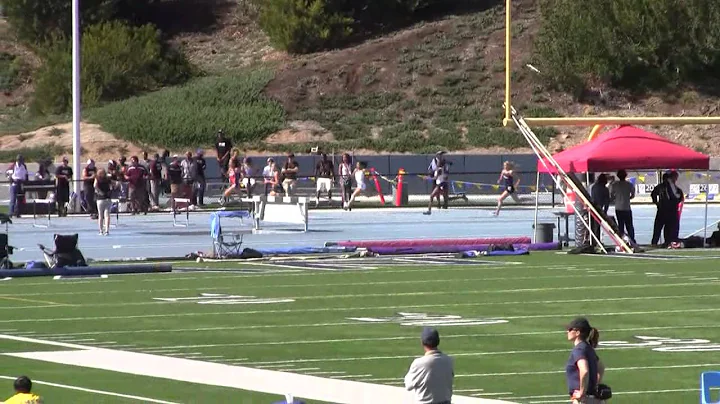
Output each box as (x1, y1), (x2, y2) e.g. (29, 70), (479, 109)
(565, 317), (607, 403)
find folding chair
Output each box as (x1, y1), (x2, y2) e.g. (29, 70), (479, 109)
(0, 232), (15, 269)
(38, 234), (88, 269)
(210, 211), (250, 258)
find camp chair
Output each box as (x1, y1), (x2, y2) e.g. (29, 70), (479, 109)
(210, 211), (250, 258)
(0, 233), (15, 270)
(38, 234), (87, 269)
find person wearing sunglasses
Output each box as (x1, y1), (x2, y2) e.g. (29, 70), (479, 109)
(566, 317), (606, 403)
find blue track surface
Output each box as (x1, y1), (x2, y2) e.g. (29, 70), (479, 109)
(5, 205), (719, 262)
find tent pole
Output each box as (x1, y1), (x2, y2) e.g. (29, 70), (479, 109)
(533, 171), (540, 243)
(704, 170), (710, 248)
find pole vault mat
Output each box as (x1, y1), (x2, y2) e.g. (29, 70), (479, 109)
(238, 254), (521, 271)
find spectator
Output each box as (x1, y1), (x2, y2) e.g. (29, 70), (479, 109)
(609, 169), (636, 244)
(338, 153), (353, 207)
(241, 157), (256, 198)
(148, 153), (163, 210)
(589, 174), (610, 246)
(315, 153), (335, 206)
(565, 317), (605, 404)
(263, 158), (275, 196)
(281, 153), (299, 196)
(54, 156), (73, 217)
(215, 130), (233, 180)
(166, 155), (183, 212)
(7, 154), (28, 218)
(193, 149), (207, 207)
(3, 375), (42, 404)
(125, 156), (148, 215)
(181, 151), (195, 204)
(94, 168), (113, 236)
(33, 161), (51, 200)
(404, 327), (454, 404)
(651, 173), (670, 246)
(82, 159), (98, 220)
(667, 171), (684, 245)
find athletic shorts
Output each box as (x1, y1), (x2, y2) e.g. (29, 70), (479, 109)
(356, 182), (367, 191)
(506, 185), (515, 194)
(317, 177), (333, 192)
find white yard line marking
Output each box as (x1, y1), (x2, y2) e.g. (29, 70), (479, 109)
(333, 374), (373, 379)
(0, 335), (504, 404)
(472, 393), (514, 397)
(3, 282), (719, 325)
(456, 389), (485, 393)
(0, 375), (179, 404)
(304, 371), (347, 375)
(255, 364), (296, 369)
(34, 321), (720, 343)
(0, 290), (714, 313)
(8, 305), (720, 337)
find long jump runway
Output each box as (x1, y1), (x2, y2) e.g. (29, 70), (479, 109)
(7, 205), (720, 262)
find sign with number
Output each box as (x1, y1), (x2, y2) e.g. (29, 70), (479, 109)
(689, 183), (719, 195)
(637, 184), (656, 195)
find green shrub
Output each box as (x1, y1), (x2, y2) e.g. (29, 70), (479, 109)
(535, 0), (720, 91)
(0, 52), (24, 92)
(0, 0), (158, 44)
(0, 143), (68, 163)
(32, 21), (194, 115)
(88, 71), (285, 149)
(256, 0), (353, 53)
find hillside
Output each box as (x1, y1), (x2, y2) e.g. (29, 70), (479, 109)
(2, 0), (720, 160)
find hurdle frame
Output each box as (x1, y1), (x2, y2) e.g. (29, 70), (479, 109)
(172, 198), (191, 227)
(252, 195), (309, 232)
(30, 198), (53, 229)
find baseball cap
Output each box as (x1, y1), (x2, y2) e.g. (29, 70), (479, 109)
(566, 317), (591, 332)
(421, 327), (440, 348)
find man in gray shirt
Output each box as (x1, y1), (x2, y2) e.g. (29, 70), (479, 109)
(610, 169), (636, 244)
(404, 328), (454, 404)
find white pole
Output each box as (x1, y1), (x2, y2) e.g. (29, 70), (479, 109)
(71, 0), (82, 208)
(704, 170), (710, 247)
(533, 171), (540, 243)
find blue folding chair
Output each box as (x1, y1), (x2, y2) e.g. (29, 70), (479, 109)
(702, 371), (720, 404)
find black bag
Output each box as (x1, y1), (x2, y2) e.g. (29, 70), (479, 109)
(594, 383), (612, 400)
(488, 243), (514, 252)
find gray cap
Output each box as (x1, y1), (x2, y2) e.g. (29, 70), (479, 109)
(421, 327), (440, 348)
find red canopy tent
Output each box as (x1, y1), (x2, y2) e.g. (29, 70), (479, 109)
(537, 125), (710, 173)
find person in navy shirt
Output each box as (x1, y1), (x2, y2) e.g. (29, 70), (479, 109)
(565, 317), (606, 403)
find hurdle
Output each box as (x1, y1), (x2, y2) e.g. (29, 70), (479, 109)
(28, 198), (53, 228)
(172, 198), (191, 227)
(251, 195), (308, 232)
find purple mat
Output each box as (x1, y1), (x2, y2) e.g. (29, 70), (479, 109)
(367, 242), (559, 255)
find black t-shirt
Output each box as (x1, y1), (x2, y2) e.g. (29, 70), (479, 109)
(316, 160), (335, 178)
(283, 161), (299, 180)
(55, 165), (73, 186)
(167, 162), (183, 185)
(83, 166), (97, 188)
(196, 157), (207, 179)
(216, 138), (232, 162)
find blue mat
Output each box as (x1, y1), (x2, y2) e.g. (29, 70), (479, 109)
(0, 264), (172, 278)
(256, 246), (357, 255)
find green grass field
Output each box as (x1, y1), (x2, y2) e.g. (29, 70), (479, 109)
(0, 252), (718, 403)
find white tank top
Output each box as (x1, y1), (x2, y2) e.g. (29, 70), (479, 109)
(354, 170), (365, 185)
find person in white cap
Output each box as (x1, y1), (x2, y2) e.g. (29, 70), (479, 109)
(82, 159), (98, 219)
(404, 327), (454, 404)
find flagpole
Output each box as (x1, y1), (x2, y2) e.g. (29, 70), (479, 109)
(71, 0), (82, 207)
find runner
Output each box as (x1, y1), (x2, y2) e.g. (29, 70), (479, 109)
(338, 153), (353, 208)
(423, 157), (448, 216)
(494, 160), (521, 216)
(344, 161), (367, 211)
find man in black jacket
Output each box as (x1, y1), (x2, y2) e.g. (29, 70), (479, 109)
(651, 172), (683, 247)
(589, 174), (610, 246)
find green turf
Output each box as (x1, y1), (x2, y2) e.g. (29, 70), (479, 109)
(0, 252), (718, 403)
